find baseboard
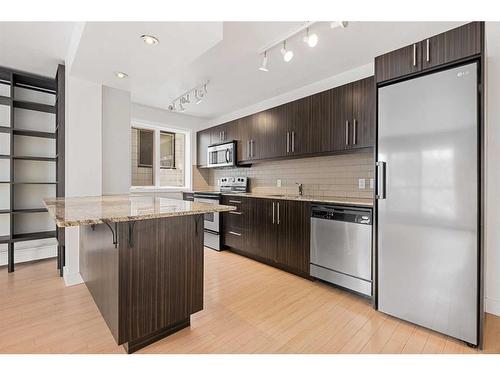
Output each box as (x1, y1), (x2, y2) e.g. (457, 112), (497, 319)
(485, 297), (500, 317)
(0, 245), (57, 266)
(63, 271), (83, 286)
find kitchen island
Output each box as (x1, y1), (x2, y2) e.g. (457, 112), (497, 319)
(43, 194), (235, 353)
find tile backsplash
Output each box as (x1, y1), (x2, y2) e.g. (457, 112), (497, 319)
(194, 152), (374, 199)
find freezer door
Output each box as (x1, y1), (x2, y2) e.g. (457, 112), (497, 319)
(377, 62), (478, 344)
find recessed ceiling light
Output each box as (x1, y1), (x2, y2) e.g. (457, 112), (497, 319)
(141, 34), (159, 45)
(115, 71), (128, 79)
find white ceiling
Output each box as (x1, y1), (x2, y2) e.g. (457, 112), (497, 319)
(0, 22), (75, 77)
(0, 21), (465, 119)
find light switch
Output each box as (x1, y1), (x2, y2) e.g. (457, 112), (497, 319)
(277, 179), (282, 187)
(358, 178), (366, 189)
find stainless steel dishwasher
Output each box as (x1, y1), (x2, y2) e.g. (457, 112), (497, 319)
(310, 204), (372, 296)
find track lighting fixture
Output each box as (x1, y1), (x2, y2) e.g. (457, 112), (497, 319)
(168, 81), (209, 112)
(303, 28), (318, 47)
(281, 41), (294, 62)
(115, 71), (128, 79)
(257, 21), (347, 71)
(331, 21), (348, 29)
(259, 51), (269, 72)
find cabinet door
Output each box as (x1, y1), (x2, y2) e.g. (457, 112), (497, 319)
(247, 198), (276, 260)
(237, 116), (251, 163)
(332, 83), (352, 151)
(284, 96), (312, 156)
(375, 43), (422, 83)
(351, 76), (375, 149)
(249, 111), (268, 161)
(310, 89), (335, 153)
(196, 129), (211, 167)
(210, 124), (225, 144)
(421, 22), (482, 71)
(275, 200), (310, 275)
(264, 104), (288, 159)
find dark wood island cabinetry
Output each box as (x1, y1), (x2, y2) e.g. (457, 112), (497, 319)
(44, 194), (235, 353)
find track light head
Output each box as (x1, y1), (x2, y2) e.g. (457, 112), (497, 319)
(331, 21), (348, 29)
(303, 28), (318, 48)
(281, 41), (294, 62)
(195, 90), (203, 104)
(259, 51), (269, 72)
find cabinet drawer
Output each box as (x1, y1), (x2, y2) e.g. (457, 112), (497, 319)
(222, 196), (249, 209)
(224, 210), (246, 229)
(224, 228), (245, 250)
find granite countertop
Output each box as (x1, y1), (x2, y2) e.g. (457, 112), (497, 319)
(43, 194), (236, 227)
(219, 192), (373, 207)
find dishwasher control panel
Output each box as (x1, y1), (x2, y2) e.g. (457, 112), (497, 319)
(311, 205), (372, 225)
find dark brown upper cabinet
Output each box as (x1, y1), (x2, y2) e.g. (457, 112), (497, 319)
(283, 96), (312, 157)
(421, 22), (482, 70)
(196, 129), (211, 167)
(375, 43), (422, 83)
(375, 22), (483, 84)
(196, 76), (376, 167)
(350, 76), (375, 149)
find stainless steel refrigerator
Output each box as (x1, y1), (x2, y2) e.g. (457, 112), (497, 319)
(376, 62), (479, 345)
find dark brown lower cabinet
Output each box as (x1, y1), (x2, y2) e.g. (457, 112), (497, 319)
(79, 214), (204, 353)
(222, 196), (310, 277)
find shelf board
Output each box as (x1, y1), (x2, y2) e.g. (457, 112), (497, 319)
(0, 126), (12, 133)
(0, 155), (11, 159)
(13, 99), (56, 114)
(12, 181), (57, 185)
(0, 181), (10, 183)
(0, 235), (11, 244)
(11, 230), (57, 243)
(0, 209), (10, 214)
(13, 129), (56, 139)
(0, 95), (12, 105)
(13, 156), (57, 162)
(12, 208), (48, 214)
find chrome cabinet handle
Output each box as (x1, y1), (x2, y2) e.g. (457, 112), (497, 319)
(353, 119), (357, 145)
(247, 140), (250, 158)
(345, 120), (349, 145)
(376, 161), (387, 200)
(277, 202), (280, 224)
(229, 231), (242, 236)
(286, 132), (290, 153)
(228, 200), (241, 204)
(426, 39), (430, 62)
(250, 140), (254, 158)
(272, 202), (275, 224)
(291, 131), (295, 152)
(413, 43), (417, 66)
(229, 211), (242, 215)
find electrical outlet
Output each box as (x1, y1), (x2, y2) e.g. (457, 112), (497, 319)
(358, 178), (366, 189)
(277, 179), (282, 187)
(370, 178), (374, 189)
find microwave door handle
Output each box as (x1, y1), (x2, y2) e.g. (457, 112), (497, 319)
(225, 148), (230, 163)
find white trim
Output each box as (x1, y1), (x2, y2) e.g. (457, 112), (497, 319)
(131, 119), (192, 190)
(63, 270), (83, 286)
(0, 245), (57, 266)
(486, 297), (500, 317)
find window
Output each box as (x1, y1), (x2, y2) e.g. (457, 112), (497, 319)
(138, 129), (153, 167)
(160, 131), (175, 169)
(131, 123), (191, 190)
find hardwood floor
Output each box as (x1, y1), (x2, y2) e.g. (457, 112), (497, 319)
(1, 249), (499, 354)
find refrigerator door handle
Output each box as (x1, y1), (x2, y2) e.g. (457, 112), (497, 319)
(376, 161), (386, 200)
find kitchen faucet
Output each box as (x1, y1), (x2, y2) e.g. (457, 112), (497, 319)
(296, 182), (303, 197)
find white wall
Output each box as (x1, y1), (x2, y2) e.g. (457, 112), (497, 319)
(131, 103), (205, 164)
(102, 86), (131, 194)
(64, 75), (102, 286)
(485, 22), (500, 316)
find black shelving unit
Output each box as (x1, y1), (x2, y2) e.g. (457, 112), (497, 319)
(0, 65), (65, 274)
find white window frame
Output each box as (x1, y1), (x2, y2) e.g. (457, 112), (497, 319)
(130, 119), (192, 192)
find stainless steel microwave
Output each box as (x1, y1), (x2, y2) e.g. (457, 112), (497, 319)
(207, 141), (236, 168)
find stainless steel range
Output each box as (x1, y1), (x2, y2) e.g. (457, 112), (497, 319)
(193, 177), (248, 251)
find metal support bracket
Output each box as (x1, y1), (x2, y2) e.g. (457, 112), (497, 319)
(128, 221), (136, 248)
(102, 220), (118, 248)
